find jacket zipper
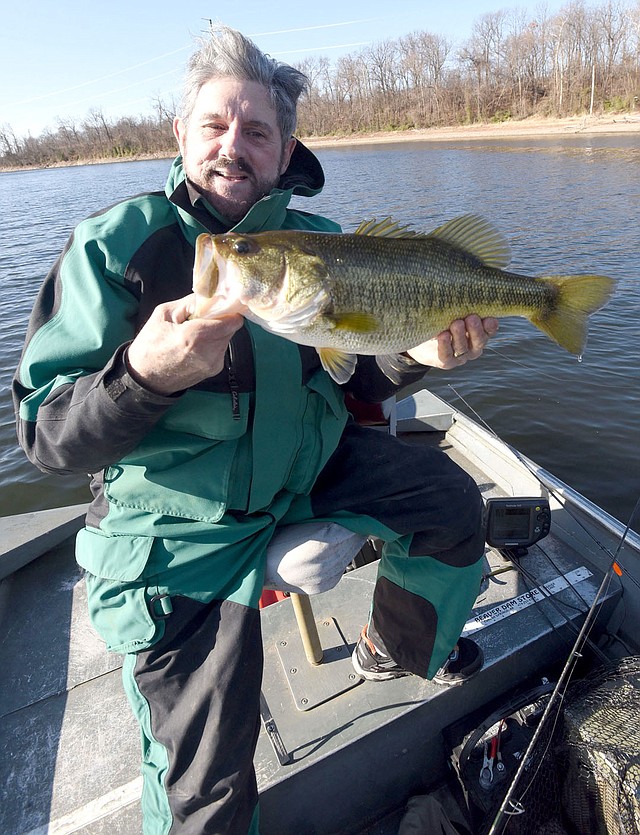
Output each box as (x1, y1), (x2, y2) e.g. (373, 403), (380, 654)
(227, 341), (241, 420)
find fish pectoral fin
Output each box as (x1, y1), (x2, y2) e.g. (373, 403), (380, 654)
(428, 214), (511, 269)
(354, 217), (422, 239)
(332, 312), (379, 332)
(317, 348), (358, 384)
(531, 274), (615, 355)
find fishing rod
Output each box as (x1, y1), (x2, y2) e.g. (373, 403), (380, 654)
(512, 548), (611, 665)
(487, 496), (639, 835)
(446, 384), (640, 834)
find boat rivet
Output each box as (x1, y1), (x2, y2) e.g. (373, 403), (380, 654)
(279, 641), (287, 647)
(349, 674), (357, 680)
(290, 668), (297, 675)
(323, 621), (330, 626)
(301, 698), (308, 705)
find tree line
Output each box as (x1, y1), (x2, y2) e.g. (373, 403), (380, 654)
(0, 101), (177, 170)
(2, 0), (639, 169)
(296, 0), (640, 134)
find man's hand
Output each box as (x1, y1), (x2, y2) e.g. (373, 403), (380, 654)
(126, 295), (244, 395)
(406, 314), (499, 370)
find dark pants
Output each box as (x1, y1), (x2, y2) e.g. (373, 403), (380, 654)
(309, 423), (485, 677)
(125, 422), (485, 833)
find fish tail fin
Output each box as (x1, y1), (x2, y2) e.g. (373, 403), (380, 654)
(531, 274), (615, 355)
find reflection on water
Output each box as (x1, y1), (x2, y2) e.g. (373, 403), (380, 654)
(437, 140), (640, 164)
(0, 138), (638, 530)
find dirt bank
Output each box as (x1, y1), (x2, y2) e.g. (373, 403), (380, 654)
(302, 114), (640, 148)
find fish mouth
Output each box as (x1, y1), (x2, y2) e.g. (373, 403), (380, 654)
(192, 232), (297, 322)
(200, 245), (250, 317)
(192, 234), (249, 319)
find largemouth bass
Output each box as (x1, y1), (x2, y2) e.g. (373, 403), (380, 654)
(192, 215), (614, 383)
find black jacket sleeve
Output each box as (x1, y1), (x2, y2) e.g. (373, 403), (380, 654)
(14, 345), (179, 475)
(344, 353), (430, 404)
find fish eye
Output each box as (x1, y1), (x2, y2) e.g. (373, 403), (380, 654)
(233, 239), (252, 255)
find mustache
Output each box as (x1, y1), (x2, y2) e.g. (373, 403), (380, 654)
(204, 157), (255, 178)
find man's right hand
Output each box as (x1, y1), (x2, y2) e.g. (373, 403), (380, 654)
(126, 294), (244, 395)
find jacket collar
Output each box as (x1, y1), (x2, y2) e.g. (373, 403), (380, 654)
(166, 139), (325, 239)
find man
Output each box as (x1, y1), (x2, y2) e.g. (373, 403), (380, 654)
(13, 25), (497, 835)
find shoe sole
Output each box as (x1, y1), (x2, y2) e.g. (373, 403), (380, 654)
(433, 639), (484, 686)
(351, 647), (411, 681)
(432, 666), (481, 686)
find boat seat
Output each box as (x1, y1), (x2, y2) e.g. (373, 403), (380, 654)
(263, 523), (368, 666)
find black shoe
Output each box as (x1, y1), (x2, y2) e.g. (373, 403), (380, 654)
(351, 625), (411, 681)
(433, 638), (483, 686)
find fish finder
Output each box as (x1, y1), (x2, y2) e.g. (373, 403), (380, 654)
(485, 497), (551, 549)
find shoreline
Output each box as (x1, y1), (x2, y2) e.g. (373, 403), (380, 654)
(301, 113), (640, 148)
(2, 114), (639, 172)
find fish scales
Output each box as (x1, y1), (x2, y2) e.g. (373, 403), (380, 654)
(303, 234), (554, 352)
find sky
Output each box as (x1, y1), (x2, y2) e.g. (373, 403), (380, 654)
(0, 0), (599, 140)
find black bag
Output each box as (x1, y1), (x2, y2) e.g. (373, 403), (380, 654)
(450, 683), (566, 835)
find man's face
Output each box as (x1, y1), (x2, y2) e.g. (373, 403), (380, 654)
(174, 77), (296, 224)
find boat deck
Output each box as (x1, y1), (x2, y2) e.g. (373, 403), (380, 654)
(1, 391), (635, 834)
(0, 531), (620, 835)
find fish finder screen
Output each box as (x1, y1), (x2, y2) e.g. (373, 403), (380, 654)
(485, 498), (551, 548)
(493, 507), (530, 538)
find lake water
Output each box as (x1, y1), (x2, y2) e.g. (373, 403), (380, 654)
(1, 136), (638, 532)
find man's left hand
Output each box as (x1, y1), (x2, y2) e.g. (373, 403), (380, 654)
(406, 314), (499, 370)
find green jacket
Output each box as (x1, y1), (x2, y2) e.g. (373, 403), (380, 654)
(14, 143), (428, 607)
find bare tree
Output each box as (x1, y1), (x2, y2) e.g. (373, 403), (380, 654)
(595, 0), (628, 102)
(398, 31), (452, 124)
(0, 123), (21, 160)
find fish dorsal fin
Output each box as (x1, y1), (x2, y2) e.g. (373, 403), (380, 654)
(354, 214), (511, 268)
(428, 214), (511, 269)
(354, 217), (421, 238)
